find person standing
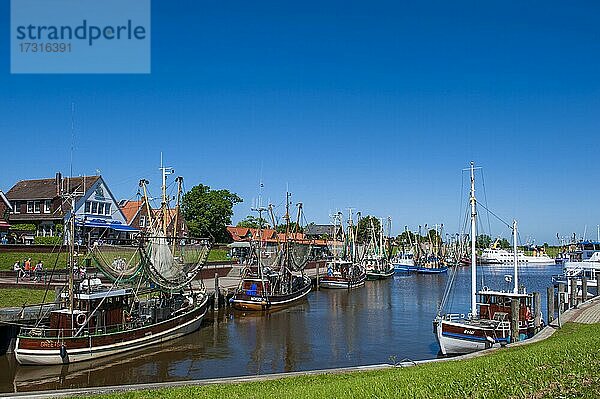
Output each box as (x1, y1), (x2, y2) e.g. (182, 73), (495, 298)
(24, 258), (31, 280)
(34, 260), (43, 282)
(13, 261), (24, 279)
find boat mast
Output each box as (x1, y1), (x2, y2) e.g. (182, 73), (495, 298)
(513, 219), (518, 293)
(159, 153), (174, 236)
(470, 161), (477, 318)
(68, 194), (76, 316)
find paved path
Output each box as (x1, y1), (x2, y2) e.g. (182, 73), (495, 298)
(571, 297), (600, 324)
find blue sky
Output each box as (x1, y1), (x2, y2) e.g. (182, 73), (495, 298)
(1, 1), (599, 243)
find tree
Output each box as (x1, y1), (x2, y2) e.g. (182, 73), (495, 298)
(476, 234), (492, 249)
(181, 184), (242, 242)
(356, 216), (381, 243)
(499, 238), (511, 249)
(236, 216), (270, 229)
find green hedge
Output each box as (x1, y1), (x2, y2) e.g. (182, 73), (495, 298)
(9, 223), (36, 231)
(33, 236), (63, 245)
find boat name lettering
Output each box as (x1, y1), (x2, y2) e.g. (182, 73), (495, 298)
(463, 329), (476, 335)
(40, 340), (61, 348)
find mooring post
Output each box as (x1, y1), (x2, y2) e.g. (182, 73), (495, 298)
(557, 283), (565, 312)
(570, 278), (578, 308)
(214, 272), (220, 310)
(582, 277), (588, 303)
(533, 292), (541, 330)
(316, 261), (320, 290)
(546, 286), (554, 324)
(510, 298), (520, 343)
(557, 283), (564, 327)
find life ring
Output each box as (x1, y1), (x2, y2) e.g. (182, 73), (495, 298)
(76, 313), (87, 326)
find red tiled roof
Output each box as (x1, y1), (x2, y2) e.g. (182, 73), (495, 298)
(226, 226), (328, 246)
(120, 200), (144, 224)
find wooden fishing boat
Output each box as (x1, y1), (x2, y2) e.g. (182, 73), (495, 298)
(15, 162), (211, 365)
(363, 217), (395, 280)
(15, 287), (208, 365)
(320, 260), (366, 288)
(231, 193), (313, 311)
(231, 272), (312, 311)
(319, 211), (366, 289)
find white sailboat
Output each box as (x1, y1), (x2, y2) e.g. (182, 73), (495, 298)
(433, 162), (538, 355)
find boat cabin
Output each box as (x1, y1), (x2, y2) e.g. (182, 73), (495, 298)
(477, 290), (533, 322)
(52, 285), (134, 336)
(240, 278), (271, 297)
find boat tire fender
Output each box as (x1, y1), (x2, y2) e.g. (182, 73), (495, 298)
(76, 313), (87, 326)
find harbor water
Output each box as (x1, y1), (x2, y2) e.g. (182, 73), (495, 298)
(0, 263), (561, 393)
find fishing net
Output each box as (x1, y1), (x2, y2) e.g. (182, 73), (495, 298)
(257, 244), (281, 268)
(143, 235), (211, 291)
(287, 242), (311, 271)
(90, 242), (144, 283)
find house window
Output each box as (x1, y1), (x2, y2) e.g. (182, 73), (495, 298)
(105, 203), (111, 216)
(11, 201), (19, 214)
(34, 201), (41, 213)
(85, 201), (91, 213)
(97, 203), (105, 215)
(27, 201), (33, 213)
(139, 216), (146, 228)
(44, 200), (51, 213)
(91, 202), (98, 214)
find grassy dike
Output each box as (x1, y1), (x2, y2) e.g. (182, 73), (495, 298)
(85, 322), (600, 399)
(0, 249), (229, 270)
(0, 288), (55, 308)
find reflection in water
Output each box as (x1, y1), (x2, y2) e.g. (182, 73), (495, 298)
(1, 263), (561, 393)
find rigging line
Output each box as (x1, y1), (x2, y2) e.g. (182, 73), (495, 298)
(475, 200), (513, 230)
(480, 168), (493, 240)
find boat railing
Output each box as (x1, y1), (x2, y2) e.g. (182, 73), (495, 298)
(442, 313), (465, 321)
(18, 319), (153, 338)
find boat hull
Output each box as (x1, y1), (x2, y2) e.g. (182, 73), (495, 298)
(393, 263), (418, 273)
(230, 277), (312, 311)
(319, 274), (366, 289)
(15, 296), (209, 366)
(366, 268), (395, 280)
(435, 319), (497, 355)
(417, 266), (448, 274)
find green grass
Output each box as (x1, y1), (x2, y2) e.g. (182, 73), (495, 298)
(0, 251), (69, 270)
(0, 288), (56, 308)
(207, 249), (229, 262)
(86, 322), (600, 399)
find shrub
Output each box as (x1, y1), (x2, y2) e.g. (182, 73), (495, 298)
(34, 236), (63, 245)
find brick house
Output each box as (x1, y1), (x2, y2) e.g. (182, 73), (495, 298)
(6, 173), (132, 244)
(119, 199), (187, 236)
